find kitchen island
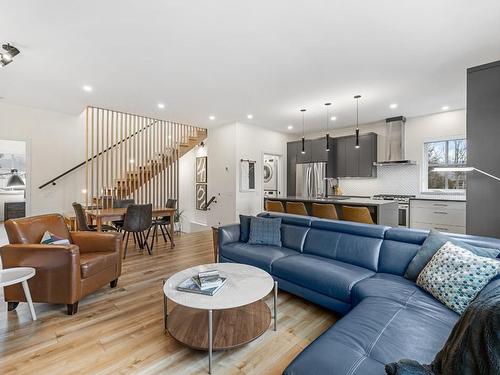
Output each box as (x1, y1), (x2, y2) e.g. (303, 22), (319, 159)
(264, 196), (398, 227)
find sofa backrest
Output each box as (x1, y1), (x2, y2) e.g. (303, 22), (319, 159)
(258, 212), (312, 252)
(303, 219), (388, 271)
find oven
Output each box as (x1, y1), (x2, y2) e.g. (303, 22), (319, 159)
(398, 203), (410, 228)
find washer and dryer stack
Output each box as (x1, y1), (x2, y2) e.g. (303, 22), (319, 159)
(263, 157), (278, 198)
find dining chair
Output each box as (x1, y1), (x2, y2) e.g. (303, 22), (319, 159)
(122, 204), (153, 259)
(112, 199), (135, 232)
(312, 203), (339, 220)
(72, 202), (116, 232)
(148, 199), (177, 249)
(286, 201), (308, 216)
(266, 200), (285, 213)
(341, 205), (374, 224)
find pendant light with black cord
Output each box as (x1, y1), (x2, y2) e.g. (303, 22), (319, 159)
(300, 109), (306, 154)
(324, 103), (331, 151)
(354, 95), (361, 149)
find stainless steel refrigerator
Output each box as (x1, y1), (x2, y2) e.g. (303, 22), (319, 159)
(296, 162), (326, 197)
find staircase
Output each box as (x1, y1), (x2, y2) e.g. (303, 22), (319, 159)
(111, 128), (207, 198)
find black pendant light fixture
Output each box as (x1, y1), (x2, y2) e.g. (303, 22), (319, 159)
(300, 109), (306, 154)
(6, 169), (25, 188)
(354, 95), (361, 149)
(324, 103), (331, 152)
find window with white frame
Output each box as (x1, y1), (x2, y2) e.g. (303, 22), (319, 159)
(423, 138), (467, 191)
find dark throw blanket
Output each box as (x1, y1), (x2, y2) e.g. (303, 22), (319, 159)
(386, 282), (500, 375)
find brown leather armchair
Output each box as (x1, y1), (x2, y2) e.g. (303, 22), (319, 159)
(0, 214), (122, 315)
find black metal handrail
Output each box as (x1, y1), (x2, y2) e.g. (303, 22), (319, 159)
(206, 196), (217, 209)
(38, 119), (159, 189)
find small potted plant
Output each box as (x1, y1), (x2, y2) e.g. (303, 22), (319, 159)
(174, 209), (184, 234)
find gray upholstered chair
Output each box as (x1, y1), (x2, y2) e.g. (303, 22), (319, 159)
(122, 204), (153, 258)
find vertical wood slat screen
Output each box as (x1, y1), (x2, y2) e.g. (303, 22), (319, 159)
(84, 106), (206, 209)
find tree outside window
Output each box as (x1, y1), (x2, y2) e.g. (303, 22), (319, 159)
(425, 139), (467, 190)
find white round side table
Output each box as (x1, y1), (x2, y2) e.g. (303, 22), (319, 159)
(0, 267), (37, 321)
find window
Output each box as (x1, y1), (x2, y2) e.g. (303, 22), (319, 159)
(423, 138), (467, 191)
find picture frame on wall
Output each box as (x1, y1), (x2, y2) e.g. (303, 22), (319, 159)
(196, 156), (207, 183)
(196, 183), (207, 210)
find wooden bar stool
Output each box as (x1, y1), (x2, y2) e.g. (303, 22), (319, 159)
(312, 203), (338, 220)
(266, 200), (285, 213)
(286, 202), (308, 216)
(342, 206), (374, 224)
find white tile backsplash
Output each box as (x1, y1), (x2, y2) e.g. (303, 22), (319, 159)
(338, 165), (420, 197)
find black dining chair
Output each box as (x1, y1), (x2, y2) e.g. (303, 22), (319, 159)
(112, 199), (135, 232)
(148, 199), (177, 249)
(122, 204), (153, 259)
(72, 202), (116, 232)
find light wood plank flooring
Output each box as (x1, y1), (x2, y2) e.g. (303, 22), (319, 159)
(0, 231), (337, 374)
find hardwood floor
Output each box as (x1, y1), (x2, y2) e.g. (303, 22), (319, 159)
(0, 230), (338, 374)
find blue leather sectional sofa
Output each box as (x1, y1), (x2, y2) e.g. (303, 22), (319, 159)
(218, 213), (500, 375)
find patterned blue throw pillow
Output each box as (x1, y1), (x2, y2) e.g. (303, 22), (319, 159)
(248, 217), (282, 247)
(416, 241), (500, 314)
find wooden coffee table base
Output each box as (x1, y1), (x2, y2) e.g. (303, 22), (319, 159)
(167, 300), (271, 351)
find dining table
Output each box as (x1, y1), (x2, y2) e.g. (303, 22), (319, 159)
(65, 207), (176, 248)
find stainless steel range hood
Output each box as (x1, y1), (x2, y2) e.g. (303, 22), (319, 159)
(374, 116), (416, 166)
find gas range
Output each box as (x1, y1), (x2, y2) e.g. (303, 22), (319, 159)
(372, 194), (415, 204)
(372, 194), (415, 227)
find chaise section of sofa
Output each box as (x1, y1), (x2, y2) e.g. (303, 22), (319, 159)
(218, 213), (500, 375)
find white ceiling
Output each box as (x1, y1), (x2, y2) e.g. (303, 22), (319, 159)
(1, 1), (500, 133)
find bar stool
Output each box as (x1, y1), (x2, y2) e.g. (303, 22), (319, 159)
(266, 200), (285, 213)
(286, 202), (308, 216)
(342, 206), (374, 224)
(312, 203), (338, 220)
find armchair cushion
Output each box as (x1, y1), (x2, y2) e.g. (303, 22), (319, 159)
(80, 252), (119, 278)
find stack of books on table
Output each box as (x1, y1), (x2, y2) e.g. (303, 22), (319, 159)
(177, 269), (227, 296)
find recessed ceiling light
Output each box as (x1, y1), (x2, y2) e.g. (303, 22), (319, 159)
(389, 103), (398, 109)
(247, 114), (253, 119)
(330, 116), (337, 121)
(157, 103), (165, 109)
(441, 106), (450, 111)
(209, 115), (215, 120)
(82, 85), (93, 92)
(287, 125), (293, 130)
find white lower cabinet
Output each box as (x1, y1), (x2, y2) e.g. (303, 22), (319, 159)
(410, 199), (466, 234)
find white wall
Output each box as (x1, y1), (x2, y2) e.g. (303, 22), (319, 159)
(178, 143), (209, 232)
(0, 102), (85, 217)
(207, 122), (288, 225)
(300, 110), (466, 196)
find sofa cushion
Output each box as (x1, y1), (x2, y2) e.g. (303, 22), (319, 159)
(405, 229), (500, 281)
(239, 214), (252, 242)
(272, 254), (374, 302)
(248, 216), (282, 247)
(351, 273), (421, 306)
(219, 242), (297, 273)
(416, 241), (500, 314)
(281, 223), (310, 252)
(284, 295), (458, 375)
(303, 228), (384, 272)
(80, 252), (117, 279)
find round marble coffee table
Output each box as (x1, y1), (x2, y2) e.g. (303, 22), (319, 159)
(0, 267), (37, 321)
(163, 263), (278, 374)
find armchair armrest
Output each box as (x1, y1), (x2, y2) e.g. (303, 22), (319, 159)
(0, 244), (82, 304)
(70, 231), (122, 254)
(218, 224), (241, 246)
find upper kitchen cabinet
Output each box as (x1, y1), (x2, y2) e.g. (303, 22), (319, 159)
(295, 139), (312, 163)
(327, 132), (377, 178)
(311, 138), (328, 162)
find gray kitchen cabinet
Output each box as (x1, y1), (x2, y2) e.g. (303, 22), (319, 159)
(327, 133), (377, 178)
(295, 139), (312, 164)
(311, 138), (328, 162)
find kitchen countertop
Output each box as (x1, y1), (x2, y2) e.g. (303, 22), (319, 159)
(411, 195), (466, 202)
(265, 196), (398, 206)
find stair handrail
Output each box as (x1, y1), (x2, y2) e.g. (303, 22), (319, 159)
(206, 196), (217, 209)
(38, 117), (160, 189)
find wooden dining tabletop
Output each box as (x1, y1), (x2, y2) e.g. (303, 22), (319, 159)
(65, 207), (176, 247)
